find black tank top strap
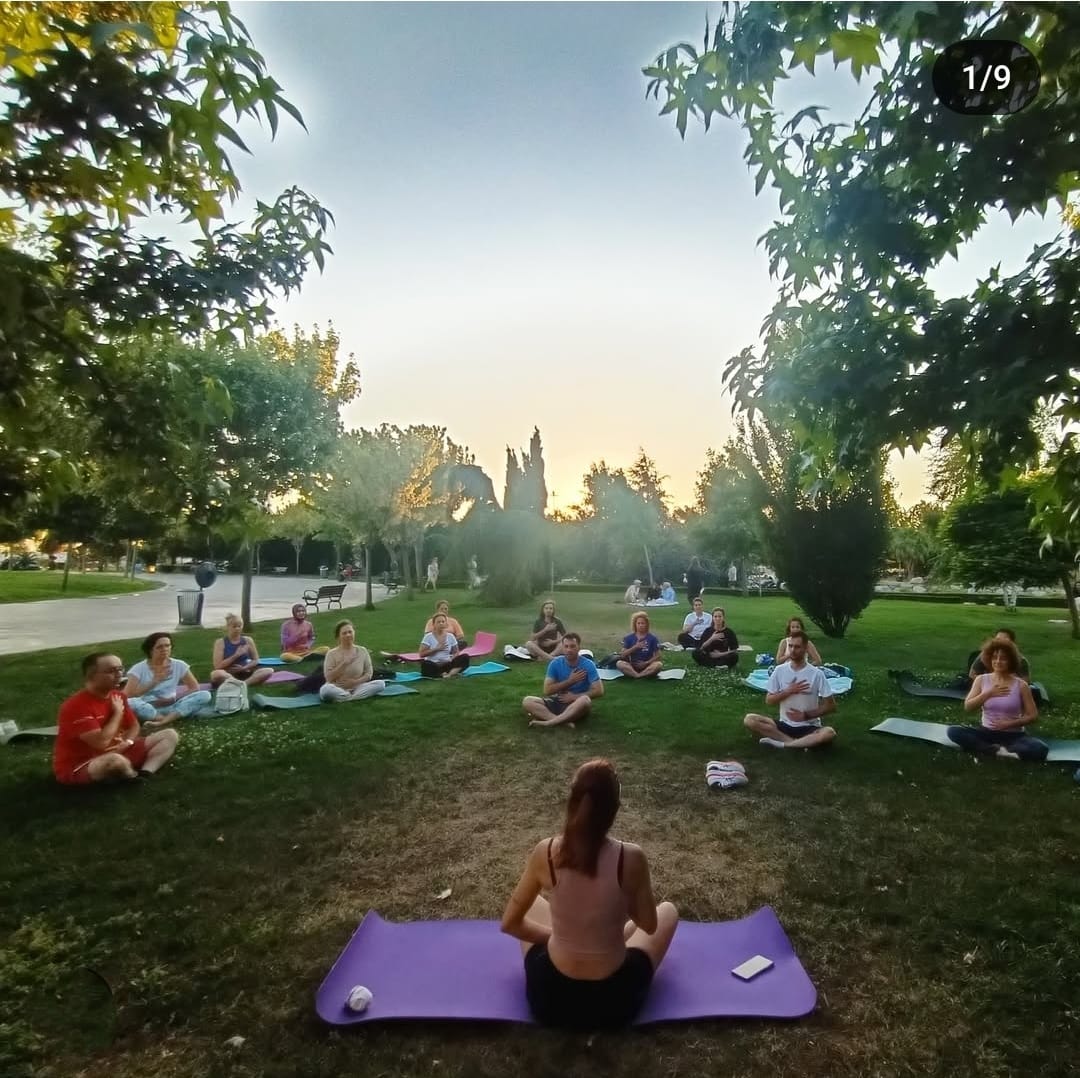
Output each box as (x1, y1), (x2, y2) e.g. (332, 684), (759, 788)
(617, 840), (625, 886)
(547, 837), (557, 886)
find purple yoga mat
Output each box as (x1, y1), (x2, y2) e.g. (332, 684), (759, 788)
(315, 907), (815, 1026)
(195, 670), (304, 691)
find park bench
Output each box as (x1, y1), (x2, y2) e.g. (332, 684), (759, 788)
(302, 583), (346, 612)
(384, 577), (400, 594)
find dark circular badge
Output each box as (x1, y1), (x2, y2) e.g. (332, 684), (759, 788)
(932, 39), (1041, 115)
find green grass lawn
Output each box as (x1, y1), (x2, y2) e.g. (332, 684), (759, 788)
(0, 571), (156, 603)
(2, 593), (1078, 1078)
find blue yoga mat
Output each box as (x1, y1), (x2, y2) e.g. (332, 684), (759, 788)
(258, 657), (286, 666)
(394, 671), (423, 683)
(376, 683), (419, 696)
(461, 661), (510, 677)
(744, 669), (853, 695)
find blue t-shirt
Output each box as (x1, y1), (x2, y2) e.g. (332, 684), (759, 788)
(622, 633), (661, 665)
(546, 655), (599, 696)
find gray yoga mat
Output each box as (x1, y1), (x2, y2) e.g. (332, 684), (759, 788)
(598, 668), (686, 681)
(1, 725), (59, 743)
(871, 717), (1080, 762)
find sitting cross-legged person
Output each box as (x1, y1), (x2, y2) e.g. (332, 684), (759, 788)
(743, 630), (837, 750)
(210, 614), (274, 688)
(692, 608), (739, 668)
(948, 636), (1047, 762)
(522, 633), (603, 728)
(318, 620), (386, 703)
(616, 613), (663, 679)
(54, 653), (179, 786)
(418, 612), (471, 678)
(423, 599), (468, 647)
(280, 604), (330, 662)
(677, 597), (712, 650)
(123, 632), (212, 729)
(526, 600), (567, 661)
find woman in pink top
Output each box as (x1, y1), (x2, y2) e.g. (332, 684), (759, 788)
(948, 637), (1047, 761)
(501, 759), (679, 1029)
(280, 604), (329, 662)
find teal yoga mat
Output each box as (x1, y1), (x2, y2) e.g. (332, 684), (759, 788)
(461, 661), (510, 677)
(252, 693), (322, 710)
(744, 669), (853, 695)
(871, 717), (1080, 762)
(394, 672), (422, 683)
(376, 683), (419, 696)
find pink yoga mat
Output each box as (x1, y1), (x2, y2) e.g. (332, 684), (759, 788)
(195, 670), (304, 691)
(315, 907), (815, 1026)
(388, 631), (497, 664)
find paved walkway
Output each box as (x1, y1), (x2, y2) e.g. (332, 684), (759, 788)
(0, 573), (394, 655)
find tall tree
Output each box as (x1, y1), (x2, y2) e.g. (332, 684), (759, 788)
(645, 3), (1080, 505)
(942, 484), (1080, 638)
(317, 430), (411, 611)
(503, 427), (548, 515)
(181, 333), (359, 625)
(0, 1), (335, 514)
(274, 501), (318, 575)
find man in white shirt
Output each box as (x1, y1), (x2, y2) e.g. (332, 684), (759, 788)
(744, 631), (836, 749)
(677, 596), (712, 649)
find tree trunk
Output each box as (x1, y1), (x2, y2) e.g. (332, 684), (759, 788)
(241, 545), (254, 628)
(1061, 571), (1079, 640)
(402, 541), (413, 601)
(61, 545), (72, 592)
(414, 541), (423, 586)
(294, 540), (302, 575)
(333, 540), (341, 574)
(643, 544), (654, 587)
(364, 542), (374, 610)
(129, 541), (139, 578)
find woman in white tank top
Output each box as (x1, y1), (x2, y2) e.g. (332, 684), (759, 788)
(500, 759), (679, 1029)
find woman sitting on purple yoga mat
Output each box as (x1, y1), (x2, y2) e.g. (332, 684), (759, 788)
(500, 758), (679, 1030)
(948, 636), (1048, 762)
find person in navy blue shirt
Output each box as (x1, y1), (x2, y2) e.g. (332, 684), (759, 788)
(523, 633), (603, 727)
(617, 613), (663, 679)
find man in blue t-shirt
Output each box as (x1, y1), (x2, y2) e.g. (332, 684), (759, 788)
(522, 632), (603, 727)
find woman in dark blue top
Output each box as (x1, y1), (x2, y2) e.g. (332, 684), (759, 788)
(616, 613), (663, 679)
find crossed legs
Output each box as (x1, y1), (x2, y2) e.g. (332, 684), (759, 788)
(523, 694), (591, 727)
(744, 712), (836, 749)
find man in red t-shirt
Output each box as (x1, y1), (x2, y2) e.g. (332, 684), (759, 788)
(54, 653), (180, 785)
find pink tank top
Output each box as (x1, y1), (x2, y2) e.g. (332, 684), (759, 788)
(548, 838), (629, 960)
(980, 674), (1022, 728)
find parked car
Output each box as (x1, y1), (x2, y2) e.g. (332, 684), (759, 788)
(0, 554), (43, 570)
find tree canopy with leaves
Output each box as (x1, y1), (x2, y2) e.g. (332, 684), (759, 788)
(0, 1), (334, 512)
(645, 3), (1080, 510)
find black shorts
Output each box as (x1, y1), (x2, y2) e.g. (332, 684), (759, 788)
(524, 944), (653, 1030)
(778, 720), (820, 740)
(543, 695), (568, 716)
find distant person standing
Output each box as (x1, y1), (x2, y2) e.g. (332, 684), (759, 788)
(728, 562), (738, 587)
(425, 557), (440, 591)
(685, 557), (704, 604)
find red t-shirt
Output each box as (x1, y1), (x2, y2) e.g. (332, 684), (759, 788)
(53, 689), (140, 779)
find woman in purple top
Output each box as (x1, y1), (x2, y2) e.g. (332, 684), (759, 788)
(947, 637), (1047, 761)
(616, 613), (663, 679)
(280, 603), (329, 662)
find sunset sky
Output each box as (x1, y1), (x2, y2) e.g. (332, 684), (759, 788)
(226, 2), (1059, 510)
